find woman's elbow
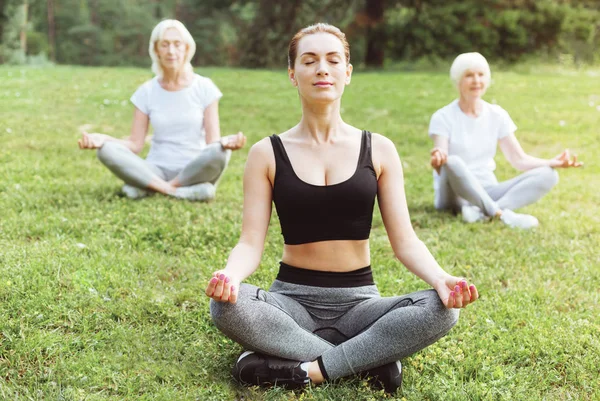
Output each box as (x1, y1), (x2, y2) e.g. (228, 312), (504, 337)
(506, 154), (526, 171)
(127, 140), (144, 154)
(392, 236), (424, 259)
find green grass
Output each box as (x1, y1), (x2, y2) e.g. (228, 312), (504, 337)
(0, 65), (599, 401)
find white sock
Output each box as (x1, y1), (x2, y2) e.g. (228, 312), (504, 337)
(122, 184), (149, 199)
(173, 182), (216, 202)
(461, 205), (487, 223)
(300, 362), (310, 374)
(500, 209), (539, 229)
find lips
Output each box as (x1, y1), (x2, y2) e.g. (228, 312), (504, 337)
(314, 81), (333, 87)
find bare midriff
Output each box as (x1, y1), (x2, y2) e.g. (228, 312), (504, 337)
(281, 239), (370, 272)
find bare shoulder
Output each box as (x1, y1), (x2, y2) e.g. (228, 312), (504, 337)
(247, 137), (275, 165)
(246, 137), (276, 181)
(371, 132), (396, 149)
(370, 133), (400, 178)
(249, 136), (273, 154)
(371, 132), (399, 159)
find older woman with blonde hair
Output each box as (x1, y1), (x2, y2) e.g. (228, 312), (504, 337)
(78, 19), (246, 200)
(429, 52), (582, 228)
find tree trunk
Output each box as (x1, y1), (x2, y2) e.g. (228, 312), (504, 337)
(20, 0), (28, 54)
(364, 0), (385, 68)
(89, 0), (97, 65)
(47, 0), (56, 61)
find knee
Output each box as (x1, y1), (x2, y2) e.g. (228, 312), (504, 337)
(444, 155), (467, 174)
(426, 290), (460, 331)
(442, 307), (460, 331)
(537, 166), (559, 188)
(208, 142), (230, 160)
(209, 298), (229, 326)
(96, 141), (124, 166)
(209, 284), (256, 329)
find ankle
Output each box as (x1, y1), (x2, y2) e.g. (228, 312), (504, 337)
(307, 360), (324, 384)
(147, 180), (176, 195)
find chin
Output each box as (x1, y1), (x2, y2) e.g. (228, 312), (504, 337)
(311, 94), (342, 104)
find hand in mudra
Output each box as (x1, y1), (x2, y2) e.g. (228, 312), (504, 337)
(220, 132), (247, 151)
(78, 132), (110, 149)
(205, 270), (240, 304)
(430, 147), (448, 174)
(551, 149), (583, 168)
(435, 276), (479, 309)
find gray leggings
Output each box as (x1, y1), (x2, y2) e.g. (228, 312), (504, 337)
(210, 281), (459, 380)
(96, 141), (231, 189)
(436, 155), (559, 216)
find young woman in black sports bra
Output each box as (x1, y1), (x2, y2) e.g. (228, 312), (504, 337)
(205, 23), (479, 394)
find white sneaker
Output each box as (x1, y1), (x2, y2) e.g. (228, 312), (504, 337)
(122, 184), (149, 199)
(174, 183), (216, 202)
(461, 205), (487, 223)
(500, 209), (539, 229)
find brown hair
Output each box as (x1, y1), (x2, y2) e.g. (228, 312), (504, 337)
(288, 23), (350, 68)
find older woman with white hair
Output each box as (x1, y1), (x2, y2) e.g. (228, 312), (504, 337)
(78, 19), (246, 201)
(428, 52), (582, 228)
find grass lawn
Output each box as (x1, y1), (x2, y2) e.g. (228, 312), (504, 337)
(0, 65), (599, 401)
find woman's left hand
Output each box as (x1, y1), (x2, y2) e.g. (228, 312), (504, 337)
(435, 276), (479, 309)
(550, 149), (583, 168)
(221, 132), (247, 150)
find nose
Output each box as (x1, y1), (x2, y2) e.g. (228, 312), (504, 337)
(316, 59), (329, 76)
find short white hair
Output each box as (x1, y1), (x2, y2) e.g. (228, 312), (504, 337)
(450, 52), (491, 87)
(149, 19), (196, 79)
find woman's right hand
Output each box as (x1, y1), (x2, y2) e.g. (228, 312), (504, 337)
(550, 149), (583, 168)
(205, 270), (240, 304)
(220, 132), (247, 151)
(78, 131), (110, 149)
(430, 147), (448, 173)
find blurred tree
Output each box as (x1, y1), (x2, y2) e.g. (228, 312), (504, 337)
(0, 0), (25, 63)
(47, 0), (54, 61)
(385, 0), (570, 63)
(1, 0), (598, 67)
(235, 0), (360, 68)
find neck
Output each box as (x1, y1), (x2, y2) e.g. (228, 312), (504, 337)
(297, 98), (346, 143)
(161, 66), (189, 84)
(458, 96), (483, 117)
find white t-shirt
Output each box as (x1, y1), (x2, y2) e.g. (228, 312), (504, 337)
(130, 73), (223, 170)
(428, 99), (517, 191)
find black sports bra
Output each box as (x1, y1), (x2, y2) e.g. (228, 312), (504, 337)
(269, 131), (377, 245)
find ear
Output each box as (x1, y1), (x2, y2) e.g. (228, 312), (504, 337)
(288, 67), (297, 87)
(345, 63), (353, 85)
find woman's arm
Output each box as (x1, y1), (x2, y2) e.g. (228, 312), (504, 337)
(430, 134), (449, 173)
(203, 100), (247, 150)
(78, 107), (148, 153)
(374, 134), (478, 308)
(205, 138), (274, 303)
(499, 134), (582, 170)
(204, 101), (221, 145)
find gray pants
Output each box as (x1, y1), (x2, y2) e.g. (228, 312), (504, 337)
(436, 155), (559, 216)
(210, 281), (459, 380)
(96, 141), (231, 189)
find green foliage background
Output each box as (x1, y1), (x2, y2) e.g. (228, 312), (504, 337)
(1, 0), (599, 67)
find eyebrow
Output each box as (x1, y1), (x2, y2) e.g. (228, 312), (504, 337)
(300, 52), (342, 57)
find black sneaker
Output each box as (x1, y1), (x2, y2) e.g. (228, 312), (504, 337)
(232, 351), (310, 389)
(360, 360), (402, 394)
